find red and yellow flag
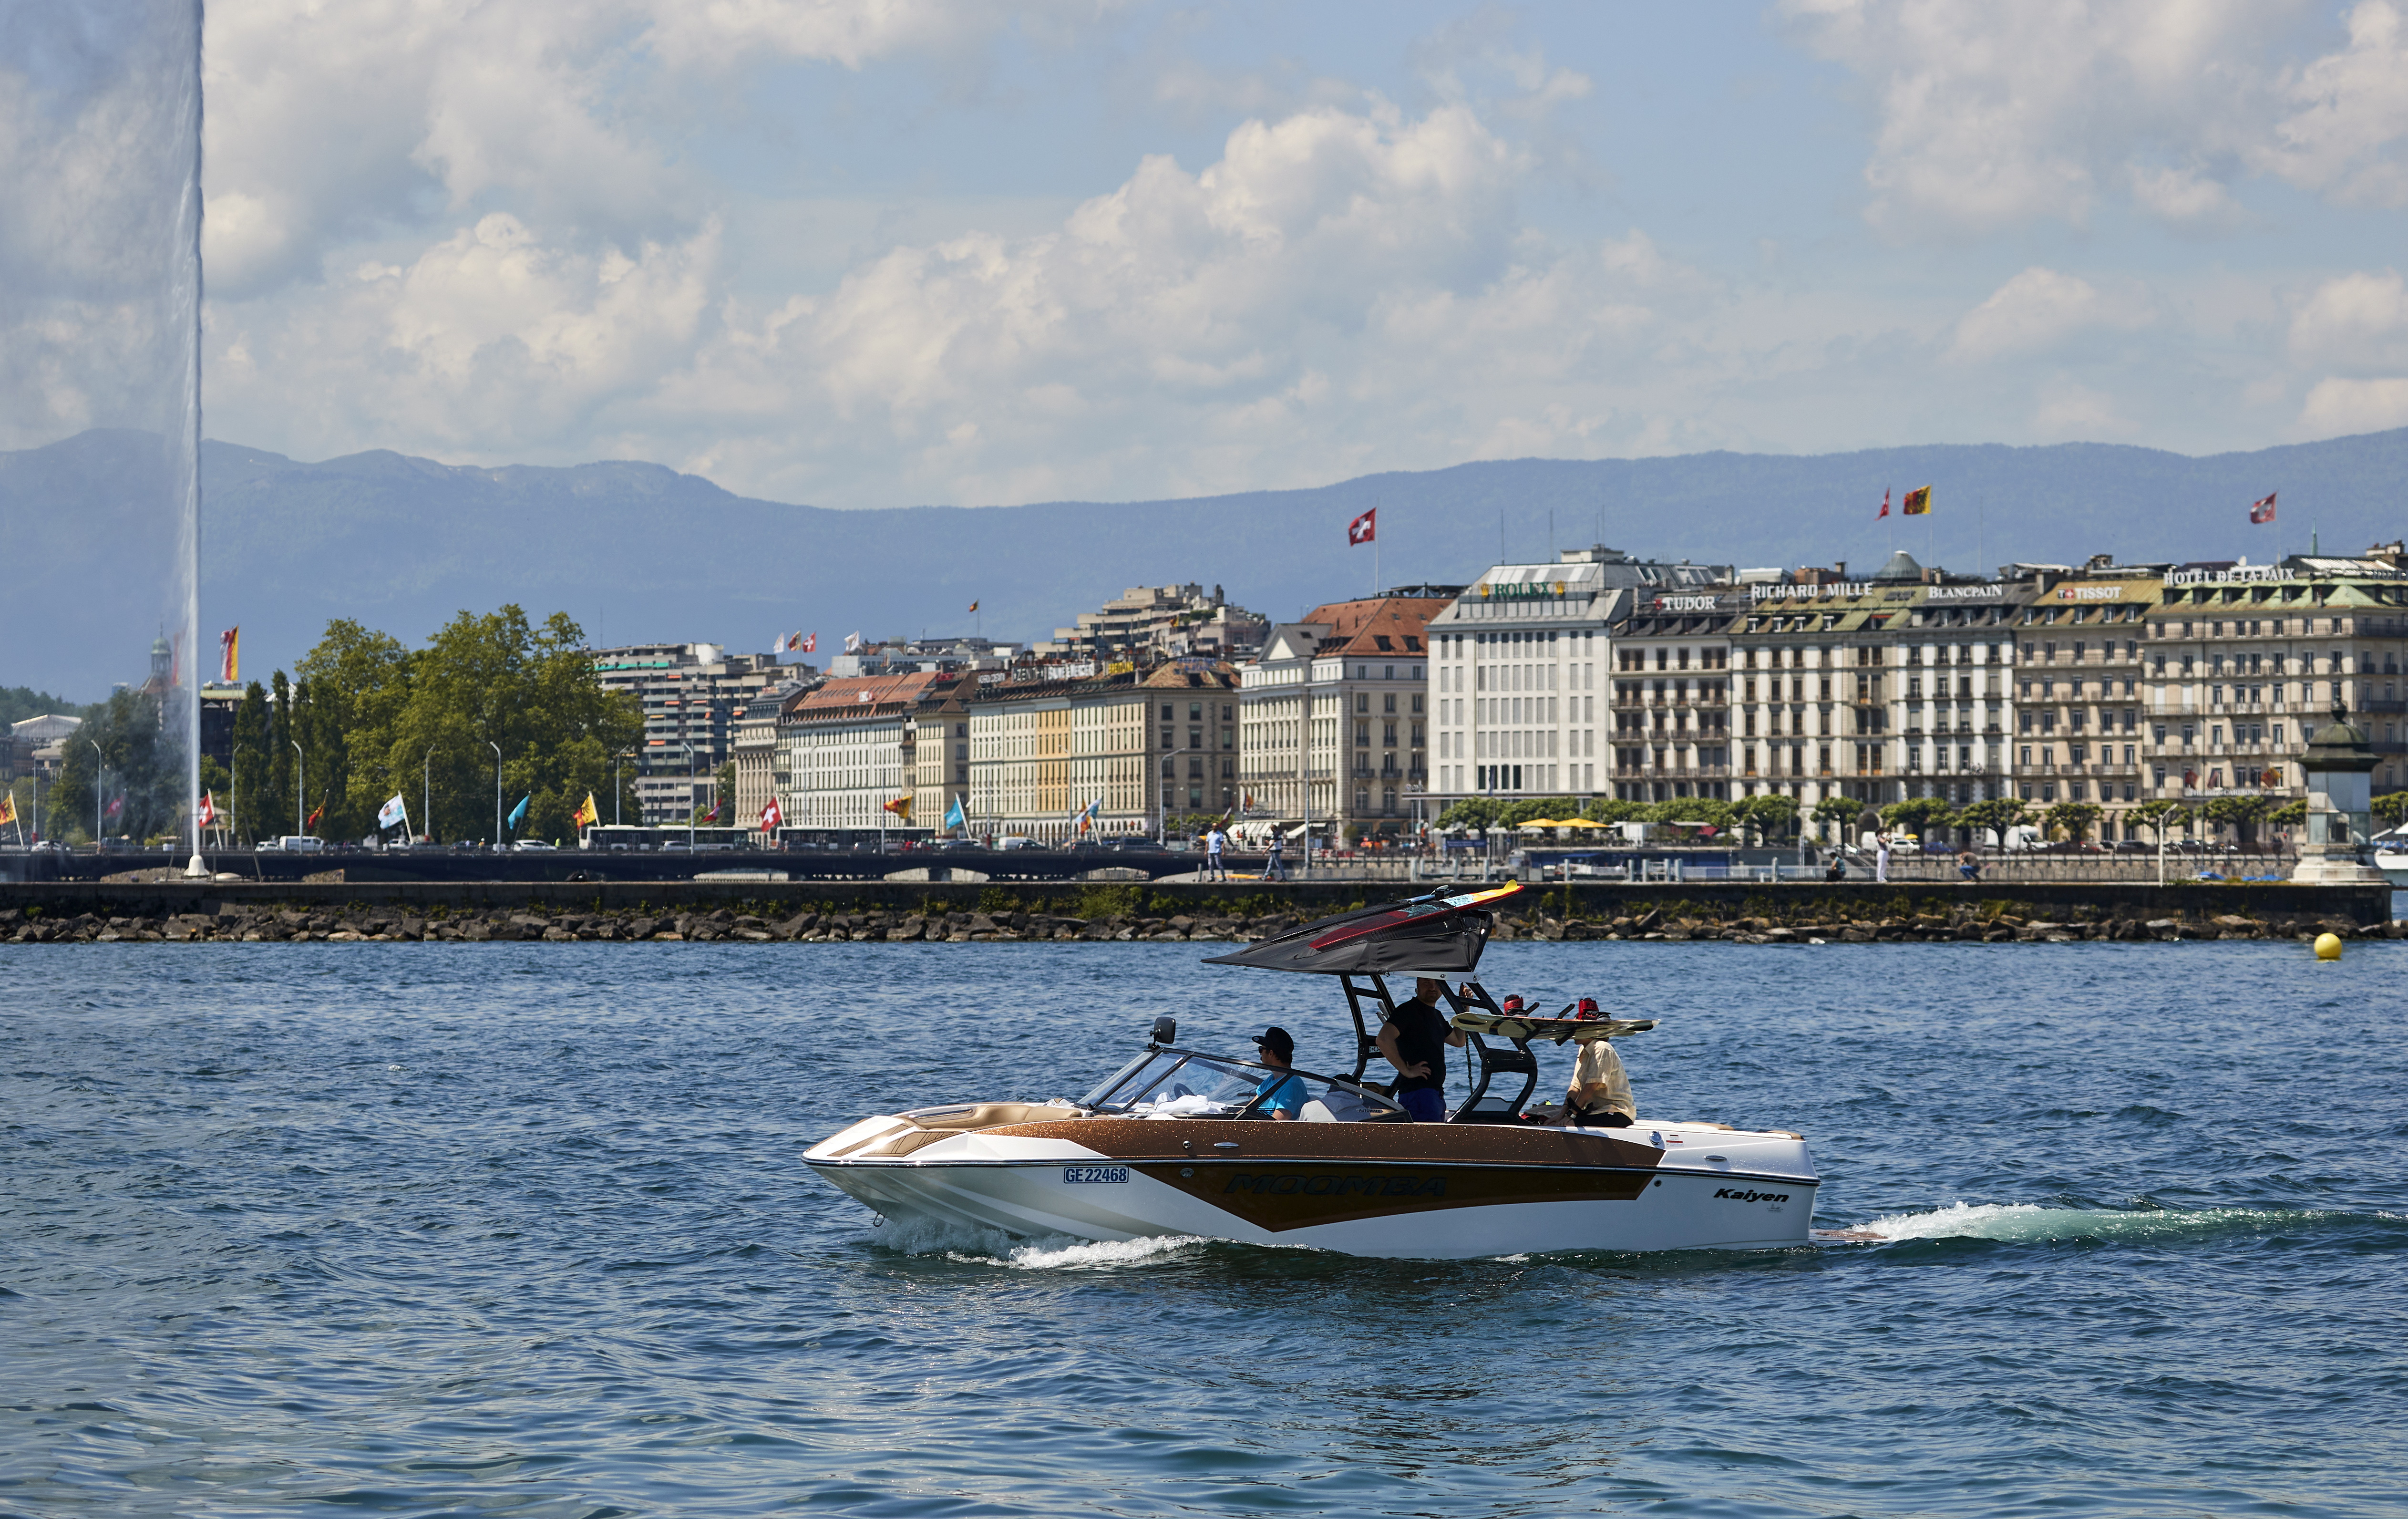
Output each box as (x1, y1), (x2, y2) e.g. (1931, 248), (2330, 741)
(1901, 485), (1933, 517)
(882, 794), (913, 822)
(572, 792), (599, 828)
(0, 794), (16, 827)
(219, 627), (239, 682)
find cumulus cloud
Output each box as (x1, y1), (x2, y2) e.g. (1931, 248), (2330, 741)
(1780, 0), (2408, 234)
(2299, 374), (2408, 433)
(2287, 268), (2408, 365)
(2263, 0), (2408, 204)
(1947, 266), (2152, 362)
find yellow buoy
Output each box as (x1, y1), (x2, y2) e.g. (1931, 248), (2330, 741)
(2314, 932), (2343, 961)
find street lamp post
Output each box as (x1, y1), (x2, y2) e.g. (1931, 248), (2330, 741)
(423, 747), (435, 845)
(89, 739), (103, 846)
(487, 741), (502, 847)
(683, 742), (698, 852)
(291, 740), (305, 838)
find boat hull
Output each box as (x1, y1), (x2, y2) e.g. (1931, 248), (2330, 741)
(807, 1114), (1816, 1259)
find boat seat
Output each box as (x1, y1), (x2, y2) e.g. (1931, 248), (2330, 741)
(1297, 1099), (1338, 1123)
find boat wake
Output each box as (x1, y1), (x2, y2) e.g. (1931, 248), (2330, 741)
(1840, 1200), (2392, 1246)
(867, 1214), (1209, 1270)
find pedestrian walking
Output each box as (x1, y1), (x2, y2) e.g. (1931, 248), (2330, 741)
(1265, 830), (1286, 881)
(1874, 831), (1892, 884)
(1205, 825), (1227, 881)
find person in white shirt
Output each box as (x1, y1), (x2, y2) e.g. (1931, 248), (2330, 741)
(1564, 997), (1636, 1127)
(1874, 831), (1892, 884)
(1204, 826), (1227, 880)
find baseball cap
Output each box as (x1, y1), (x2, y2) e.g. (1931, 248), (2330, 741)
(1252, 1025), (1295, 1060)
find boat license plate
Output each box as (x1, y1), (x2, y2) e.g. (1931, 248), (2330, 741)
(1062, 1165), (1130, 1185)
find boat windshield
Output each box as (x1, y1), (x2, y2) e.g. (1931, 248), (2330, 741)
(1080, 1048), (1404, 1119)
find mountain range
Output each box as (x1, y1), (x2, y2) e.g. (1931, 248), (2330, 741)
(9, 425), (2406, 701)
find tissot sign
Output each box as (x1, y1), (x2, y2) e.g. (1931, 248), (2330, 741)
(2053, 581), (2154, 602)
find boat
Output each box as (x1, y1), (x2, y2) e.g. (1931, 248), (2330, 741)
(804, 882), (1819, 1259)
(2371, 825), (2408, 889)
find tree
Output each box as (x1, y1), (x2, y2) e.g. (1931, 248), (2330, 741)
(1438, 796), (1507, 832)
(1579, 796), (1646, 825)
(2374, 790), (2408, 827)
(2268, 798), (2308, 827)
(48, 689), (181, 843)
(1810, 793), (1863, 842)
(266, 670), (296, 837)
(1882, 796), (1958, 840)
(296, 619), (412, 839)
(381, 606), (642, 845)
(2043, 799), (2103, 843)
(1955, 797), (2028, 847)
(2203, 794), (2271, 842)
(1738, 792), (1798, 845)
(230, 681), (270, 845)
(2123, 797), (2184, 840)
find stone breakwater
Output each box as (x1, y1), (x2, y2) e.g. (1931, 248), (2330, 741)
(3, 895), (2398, 945)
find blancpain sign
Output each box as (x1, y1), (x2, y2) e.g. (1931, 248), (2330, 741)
(1924, 584), (2007, 601)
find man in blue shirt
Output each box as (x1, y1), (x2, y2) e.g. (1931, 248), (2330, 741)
(1251, 1026), (1308, 1119)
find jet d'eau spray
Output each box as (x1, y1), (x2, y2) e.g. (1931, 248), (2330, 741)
(175, 0), (205, 874)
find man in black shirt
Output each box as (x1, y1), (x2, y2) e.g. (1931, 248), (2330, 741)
(1377, 976), (1466, 1123)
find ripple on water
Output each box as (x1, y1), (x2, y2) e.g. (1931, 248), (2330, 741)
(1, 940), (2406, 1519)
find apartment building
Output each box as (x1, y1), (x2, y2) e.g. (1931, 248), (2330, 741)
(1721, 552), (2034, 816)
(2138, 552), (2408, 829)
(593, 642), (790, 824)
(1427, 548), (1734, 806)
(2005, 566), (2164, 827)
(782, 672), (960, 829)
(1240, 589), (1453, 842)
(1605, 591), (1737, 802)
(733, 676), (816, 831)
(1033, 584), (1268, 664)
(959, 661), (1238, 839)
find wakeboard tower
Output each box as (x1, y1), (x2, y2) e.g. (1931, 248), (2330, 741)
(804, 881), (1817, 1259)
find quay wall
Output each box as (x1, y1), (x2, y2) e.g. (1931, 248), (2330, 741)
(0, 878), (2394, 944)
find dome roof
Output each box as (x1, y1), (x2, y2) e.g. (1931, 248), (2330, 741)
(1871, 550), (1924, 583)
(2301, 701), (2379, 773)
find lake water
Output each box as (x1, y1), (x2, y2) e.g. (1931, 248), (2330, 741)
(4, 940), (2405, 1518)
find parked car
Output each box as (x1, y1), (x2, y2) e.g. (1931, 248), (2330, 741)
(513, 839), (557, 851)
(267, 835), (326, 852)
(996, 835), (1039, 850)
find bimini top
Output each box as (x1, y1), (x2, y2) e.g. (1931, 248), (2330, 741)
(1201, 882), (1522, 975)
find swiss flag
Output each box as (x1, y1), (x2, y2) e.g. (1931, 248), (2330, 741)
(2249, 491), (2276, 524)
(197, 790), (217, 827)
(760, 797), (782, 830)
(1348, 507), (1377, 546)
(801, 632), (816, 653)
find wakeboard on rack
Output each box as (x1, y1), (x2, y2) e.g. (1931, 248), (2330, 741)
(1448, 1009), (1656, 1045)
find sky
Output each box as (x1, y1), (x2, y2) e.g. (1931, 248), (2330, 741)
(6, 0), (2408, 511)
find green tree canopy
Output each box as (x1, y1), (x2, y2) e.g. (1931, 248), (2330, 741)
(48, 689), (181, 843)
(2373, 790), (2408, 827)
(2268, 798), (2309, 827)
(1738, 792), (1798, 844)
(1955, 797), (2028, 846)
(1881, 796), (1958, 837)
(2122, 797), (2185, 839)
(1810, 794), (1864, 838)
(2043, 799), (2104, 842)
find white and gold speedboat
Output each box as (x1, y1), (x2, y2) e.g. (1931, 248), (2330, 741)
(805, 884), (1817, 1259)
